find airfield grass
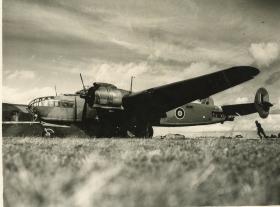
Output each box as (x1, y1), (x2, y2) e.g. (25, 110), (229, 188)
(3, 137), (280, 207)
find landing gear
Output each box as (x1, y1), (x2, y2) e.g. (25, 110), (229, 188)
(136, 125), (153, 138)
(95, 124), (154, 138)
(83, 113), (154, 138)
(146, 126), (154, 138)
(42, 128), (55, 138)
(95, 122), (116, 138)
(126, 122), (153, 138)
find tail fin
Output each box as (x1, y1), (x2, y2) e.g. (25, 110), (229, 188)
(254, 87), (273, 118)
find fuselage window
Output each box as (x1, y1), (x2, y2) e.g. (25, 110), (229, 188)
(48, 100), (55, 107)
(42, 100), (48, 106)
(54, 101), (59, 107)
(212, 111), (224, 118)
(60, 101), (74, 108)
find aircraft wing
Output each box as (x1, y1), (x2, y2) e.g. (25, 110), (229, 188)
(123, 66), (259, 114)
(221, 103), (256, 116)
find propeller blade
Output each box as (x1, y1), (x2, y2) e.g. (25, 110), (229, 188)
(80, 73), (86, 91)
(82, 100), (87, 122)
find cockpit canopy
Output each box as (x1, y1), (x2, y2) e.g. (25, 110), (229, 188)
(28, 96), (74, 108)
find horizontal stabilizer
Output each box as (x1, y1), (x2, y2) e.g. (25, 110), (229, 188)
(222, 87), (273, 119)
(222, 103), (256, 116)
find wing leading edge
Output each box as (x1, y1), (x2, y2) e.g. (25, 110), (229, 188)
(123, 66), (260, 114)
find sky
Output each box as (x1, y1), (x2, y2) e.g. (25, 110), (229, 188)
(2, 0), (280, 132)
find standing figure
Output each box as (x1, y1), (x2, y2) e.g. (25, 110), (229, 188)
(255, 120), (267, 139)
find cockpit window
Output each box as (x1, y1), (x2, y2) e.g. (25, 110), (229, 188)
(29, 96), (74, 108)
(54, 101), (59, 107)
(42, 100), (48, 106)
(60, 101), (74, 108)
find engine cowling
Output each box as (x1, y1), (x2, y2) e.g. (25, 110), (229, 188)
(86, 83), (129, 107)
(254, 87), (272, 118)
(95, 87), (123, 106)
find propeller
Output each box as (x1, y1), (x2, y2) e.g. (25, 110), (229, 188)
(79, 73), (88, 123)
(80, 73), (86, 91)
(79, 73), (99, 122)
(82, 99), (87, 123)
(79, 73), (97, 106)
(79, 73), (87, 98)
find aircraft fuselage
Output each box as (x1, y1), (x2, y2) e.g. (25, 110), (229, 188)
(29, 94), (228, 127)
(158, 103), (226, 126)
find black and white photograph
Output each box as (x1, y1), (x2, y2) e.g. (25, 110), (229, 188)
(2, 0), (280, 206)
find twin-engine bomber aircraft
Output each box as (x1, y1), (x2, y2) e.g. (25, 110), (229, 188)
(27, 66), (273, 138)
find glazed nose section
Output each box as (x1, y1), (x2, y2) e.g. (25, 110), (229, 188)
(27, 96), (53, 118)
(27, 101), (40, 118)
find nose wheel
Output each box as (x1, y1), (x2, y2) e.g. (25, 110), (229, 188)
(42, 128), (55, 138)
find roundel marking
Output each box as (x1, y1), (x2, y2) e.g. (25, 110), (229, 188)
(175, 108), (185, 119)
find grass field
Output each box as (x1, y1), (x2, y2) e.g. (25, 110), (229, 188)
(3, 137), (280, 206)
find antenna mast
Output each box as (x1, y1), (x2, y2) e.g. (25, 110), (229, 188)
(54, 85), (57, 96)
(130, 76), (135, 93)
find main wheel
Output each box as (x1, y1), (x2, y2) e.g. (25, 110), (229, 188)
(147, 126), (154, 138)
(95, 123), (116, 138)
(136, 125), (153, 138)
(42, 128), (55, 138)
(120, 120), (153, 138)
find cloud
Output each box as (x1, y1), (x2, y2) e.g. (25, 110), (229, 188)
(182, 62), (219, 77)
(270, 98), (280, 114)
(111, 36), (253, 67)
(249, 42), (279, 67)
(2, 86), (54, 104)
(6, 70), (35, 80)
(73, 62), (150, 90)
(265, 71), (280, 85)
(150, 62), (219, 86)
(235, 97), (249, 104)
(94, 62), (148, 85)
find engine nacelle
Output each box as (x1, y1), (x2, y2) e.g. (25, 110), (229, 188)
(254, 87), (272, 118)
(85, 83), (129, 107)
(95, 87), (123, 106)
